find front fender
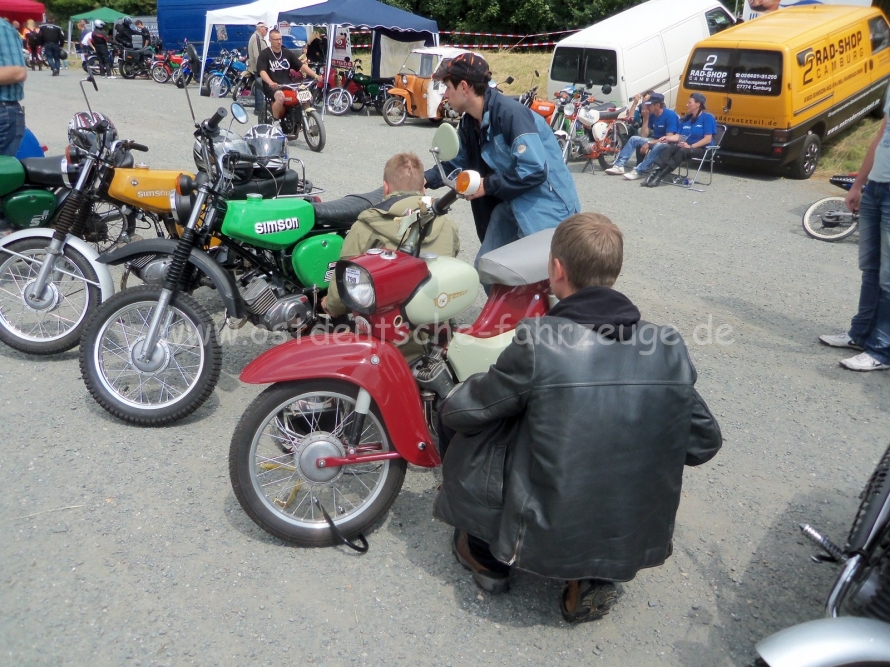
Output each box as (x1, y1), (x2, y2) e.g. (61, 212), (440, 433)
(99, 238), (245, 318)
(240, 333), (439, 467)
(757, 617), (890, 667)
(0, 227), (114, 302)
(387, 88), (411, 103)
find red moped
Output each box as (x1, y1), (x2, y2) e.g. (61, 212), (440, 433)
(228, 124), (554, 548)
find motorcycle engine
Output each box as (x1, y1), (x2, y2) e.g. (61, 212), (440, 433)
(239, 275), (309, 331)
(441, 101), (461, 121)
(126, 255), (171, 286)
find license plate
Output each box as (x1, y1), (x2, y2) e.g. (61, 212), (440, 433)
(297, 90), (312, 104)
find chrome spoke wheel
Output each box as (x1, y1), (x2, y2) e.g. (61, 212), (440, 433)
(0, 241), (95, 348)
(230, 380), (406, 546)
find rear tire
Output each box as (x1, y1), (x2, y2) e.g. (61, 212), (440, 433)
(302, 109), (326, 152)
(802, 197), (859, 241)
(119, 62), (136, 79)
(790, 134), (821, 180)
(229, 380), (406, 546)
(383, 97), (407, 126)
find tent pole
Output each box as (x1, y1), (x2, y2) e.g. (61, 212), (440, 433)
(322, 23), (335, 119)
(67, 21), (72, 59)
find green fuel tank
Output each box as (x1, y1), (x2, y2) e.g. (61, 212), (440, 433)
(221, 194), (316, 251)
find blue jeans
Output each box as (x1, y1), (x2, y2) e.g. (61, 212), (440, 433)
(848, 181), (890, 364)
(44, 43), (61, 72)
(614, 136), (667, 172)
(475, 202), (523, 268)
(0, 103), (25, 157)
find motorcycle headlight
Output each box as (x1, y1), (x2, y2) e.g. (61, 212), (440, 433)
(401, 75), (408, 86)
(336, 261), (376, 314)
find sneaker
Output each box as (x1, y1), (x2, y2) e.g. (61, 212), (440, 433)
(107, 75), (117, 79)
(605, 165), (625, 175)
(623, 170), (641, 181)
(840, 352), (890, 371)
(452, 529), (510, 594)
(819, 333), (863, 350)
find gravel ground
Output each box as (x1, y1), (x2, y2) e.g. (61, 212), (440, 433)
(1, 70), (889, 667)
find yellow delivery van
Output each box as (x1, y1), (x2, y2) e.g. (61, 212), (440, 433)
(677, 5), (890, 178)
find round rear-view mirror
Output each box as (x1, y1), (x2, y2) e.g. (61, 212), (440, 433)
(231, 103), (248, 124)
(432, 123), (459, 162)
(602, 84), (612, 95)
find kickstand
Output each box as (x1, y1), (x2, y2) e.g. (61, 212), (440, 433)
(582, 159), (596, 174)
(313, 497), (368, 553)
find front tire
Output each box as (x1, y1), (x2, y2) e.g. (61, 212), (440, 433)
(207, 73), (231, 98)
(383, 97), (407, 126)
(0, 238), (101, 355)
(229, 380), (407, 546)
(790, 134), (821, 179)
(598, 123), (627, 170)
(325, 88), (352, 116)
(302, 109), (326, 152)
(79, 285), (221, 426)
(802, 196), (859, 241)
(150, 63), (170, 84)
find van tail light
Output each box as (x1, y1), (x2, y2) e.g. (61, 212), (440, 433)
(773, 129), (792, 143)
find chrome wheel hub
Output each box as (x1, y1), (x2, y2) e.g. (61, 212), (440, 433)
(23, 279), (61, 312)
(129, 336), (171, 374)
(296, 432), (344, 484)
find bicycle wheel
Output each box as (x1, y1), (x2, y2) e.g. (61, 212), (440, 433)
(802, 197), (859, 241)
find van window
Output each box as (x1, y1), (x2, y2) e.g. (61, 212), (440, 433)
(685, 48), (782, 96)
(705, 7), (734, 35)
(551, 47), (618, 86)
(870, 16), (890, 56)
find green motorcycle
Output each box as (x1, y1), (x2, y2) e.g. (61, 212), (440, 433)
(325, 59), (394, 116)
(79, 103), (381, 426)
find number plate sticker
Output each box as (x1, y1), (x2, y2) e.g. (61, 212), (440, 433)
(344, 267), (361, 284)
(298, 90), (312, 104)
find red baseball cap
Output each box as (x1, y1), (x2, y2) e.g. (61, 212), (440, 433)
(432, 53), (490, 84)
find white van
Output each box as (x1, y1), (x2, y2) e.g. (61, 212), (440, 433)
(547, 0), (735, 106)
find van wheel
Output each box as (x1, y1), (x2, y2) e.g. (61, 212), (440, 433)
(790, 134), (820, 180)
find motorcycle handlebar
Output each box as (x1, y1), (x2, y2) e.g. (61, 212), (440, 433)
(432, 188), (458, 216)
(127, 142), (149, 152)
(205, 107), (227, 131)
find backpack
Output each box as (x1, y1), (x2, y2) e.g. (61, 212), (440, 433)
(26, 30), (41, 47)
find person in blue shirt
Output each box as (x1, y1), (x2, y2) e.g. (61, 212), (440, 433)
(604, 92), (680, 179)
(0, 17), (27, 158)
(643, 93), (716, 188)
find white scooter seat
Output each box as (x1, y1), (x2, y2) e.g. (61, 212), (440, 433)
(476, 227), (555, 286)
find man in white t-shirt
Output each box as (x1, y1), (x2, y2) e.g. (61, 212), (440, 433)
(820, 90), (890, 371)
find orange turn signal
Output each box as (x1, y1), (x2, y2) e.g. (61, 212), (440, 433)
(456, 171), (472, 194)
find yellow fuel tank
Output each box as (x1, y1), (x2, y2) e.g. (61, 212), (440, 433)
(108, 168), (192, 214)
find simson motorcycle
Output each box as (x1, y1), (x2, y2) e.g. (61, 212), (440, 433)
(259, 81), (326, 152)
(754, 441), (890, 666)
(227, 123), (554, 548)
(0, 74), (181, 355)
(325, 58), (394, 116)
(150, 49), (185, 84)
(554, 83), (628, 170)
(79, 101), (381, 427)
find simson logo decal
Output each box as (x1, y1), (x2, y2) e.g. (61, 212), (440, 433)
(137, 190), (174, 198)
(254, 218), (300, 234)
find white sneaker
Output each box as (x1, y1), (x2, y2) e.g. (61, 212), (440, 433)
(107, 75), (117, 80)
(623, 170), (641, 181)
(840, 352), (890, 371)
(605, 165), (625, 175)
(819, 332), (862, 349)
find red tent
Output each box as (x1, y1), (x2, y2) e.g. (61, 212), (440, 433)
(0, 0), (46, 26)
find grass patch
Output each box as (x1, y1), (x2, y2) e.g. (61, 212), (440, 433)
(818, 116), (880, 176)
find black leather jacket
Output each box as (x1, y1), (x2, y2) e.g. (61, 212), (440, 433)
(434, 287), (722, 581)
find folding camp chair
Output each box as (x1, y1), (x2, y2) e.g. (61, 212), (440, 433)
(678, 124), (726, 189)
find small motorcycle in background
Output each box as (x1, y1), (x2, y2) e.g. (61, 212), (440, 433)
(325, 59), (394, 116)
(802, 174), (859, 241)
(554, 83), (629, 170)
(260, 81), (326, 152)
(753, 440), (890, 666)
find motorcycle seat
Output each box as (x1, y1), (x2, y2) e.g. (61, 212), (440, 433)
(20, 156), (69, 187)
(596, 110), (623, 121)
(312, 188), (385, 231)
(370, 77), (394, 85)
(477, 228), (555, 286)
(231, 169), (303, 199)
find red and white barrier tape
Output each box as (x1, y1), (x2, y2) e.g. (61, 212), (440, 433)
(447, 42), (558, 49)
(441, 28), (578, 38)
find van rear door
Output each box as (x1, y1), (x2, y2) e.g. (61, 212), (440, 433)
(662, 17), (708, 107)
(623, 36), (669, 103)
(550, 45), (620, 99)
(683, 45), (784, 156)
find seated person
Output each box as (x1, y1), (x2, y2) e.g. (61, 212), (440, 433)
(322, 152), (461, 318)
(605, 92), (679, 178)
(643, 92), (716, 187)
(257, 28), (323, 120)
(434, 212), (722, 622)
(623, 89), (653, 136)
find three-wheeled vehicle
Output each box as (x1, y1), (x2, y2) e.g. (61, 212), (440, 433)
(382, 47), (482, 126)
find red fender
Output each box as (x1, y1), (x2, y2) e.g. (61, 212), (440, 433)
(240, 333), (440, 467)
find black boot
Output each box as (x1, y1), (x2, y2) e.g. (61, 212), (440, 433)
(644, 165), (672, 188)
